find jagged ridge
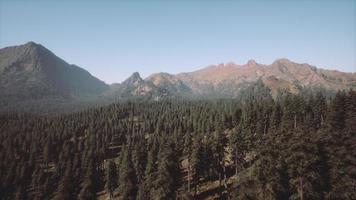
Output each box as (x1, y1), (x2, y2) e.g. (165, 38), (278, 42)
(1, 42), (356, 102)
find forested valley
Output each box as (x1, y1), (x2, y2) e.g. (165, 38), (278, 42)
(1, 86), (355, 200)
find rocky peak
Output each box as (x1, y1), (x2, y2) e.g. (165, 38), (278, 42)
(246, 59), (257, 67)
(131, 72), (141, 79)
(24, 41), (39, 48)
(272, 58), (293, 66)
(22, 41), (45, 55)
(122, 72), (143, 86)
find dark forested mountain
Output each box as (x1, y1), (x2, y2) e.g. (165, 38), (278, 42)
(0, 42), (108, 100)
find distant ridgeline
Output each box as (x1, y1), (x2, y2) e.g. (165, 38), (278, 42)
(0, 89), (355, 199)
(1, 42), (356, 114)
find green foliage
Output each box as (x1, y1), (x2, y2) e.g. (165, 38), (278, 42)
(0, 89), (355, 200)
(117, 146), (137, 200)
(106, 161), (118, 198)
(151, 143), (179, 200)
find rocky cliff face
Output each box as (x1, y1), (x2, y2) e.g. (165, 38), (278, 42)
(161, 58), (356, 97)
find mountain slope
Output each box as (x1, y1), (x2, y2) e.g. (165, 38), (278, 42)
(0, 42), (108, 100)
(168, 58), (356, 97)
(145, 72), (192, 96)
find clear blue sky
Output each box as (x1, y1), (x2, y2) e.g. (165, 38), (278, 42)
(1, 0), (355, 83)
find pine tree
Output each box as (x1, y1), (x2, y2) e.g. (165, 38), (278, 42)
(270, 101), (282, 132)
(229, 127), (247, 176)
(43, 140), (51, 169)
(78, 159), (97, 200)
(328, 91), (346, 131)
(151, 142), (179, 200)
(131, 136), (147, 184)
(213, 117), (227, 191)
(106, 161), (118, 199)
(54, 160), (74, 200)
(314, 91), (327, 129)
(284, 130), (325, 200)
(191, 133), (205, 195)
(117, 146), (137, 200)
(183, 132), (192, 193)
(345, 89), (356, 132)
(142, 149), (157, 200)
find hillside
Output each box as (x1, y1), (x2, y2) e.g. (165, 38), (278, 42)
(0, 42), (108, 101)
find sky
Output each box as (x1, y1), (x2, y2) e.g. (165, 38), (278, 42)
(0, 0), (355, 84)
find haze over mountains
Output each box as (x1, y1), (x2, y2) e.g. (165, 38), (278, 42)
(1, 42), (355, 103)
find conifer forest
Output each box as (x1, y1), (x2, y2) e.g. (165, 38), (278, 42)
(1, 86), (355, 200)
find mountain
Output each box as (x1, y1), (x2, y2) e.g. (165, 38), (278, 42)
(0, 42), (108, 101)
(106, 72), (193, 100)
(106, 72), (170, 100)
(145, 72), (192, 96)
(1, 42), (355, 105)
(164, 58), (356, 97)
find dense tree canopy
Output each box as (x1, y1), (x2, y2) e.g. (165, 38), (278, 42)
(0, 87), (355, 199)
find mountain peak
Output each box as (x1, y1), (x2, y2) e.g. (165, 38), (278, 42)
(19, 41), (51, 60)
(273, 58), (292, 65)
(130, 72), (142, 81)
(122, 72), (143, 85)
(25, 41), (38, 46)
(23, 41), (43, 51)
(247, 59), (257, 67)
(132, 72), (141, 78)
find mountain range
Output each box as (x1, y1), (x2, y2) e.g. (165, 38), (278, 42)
(1, 41), (355, 104)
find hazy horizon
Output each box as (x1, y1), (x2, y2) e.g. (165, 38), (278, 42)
(1, 0), (356, 83)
